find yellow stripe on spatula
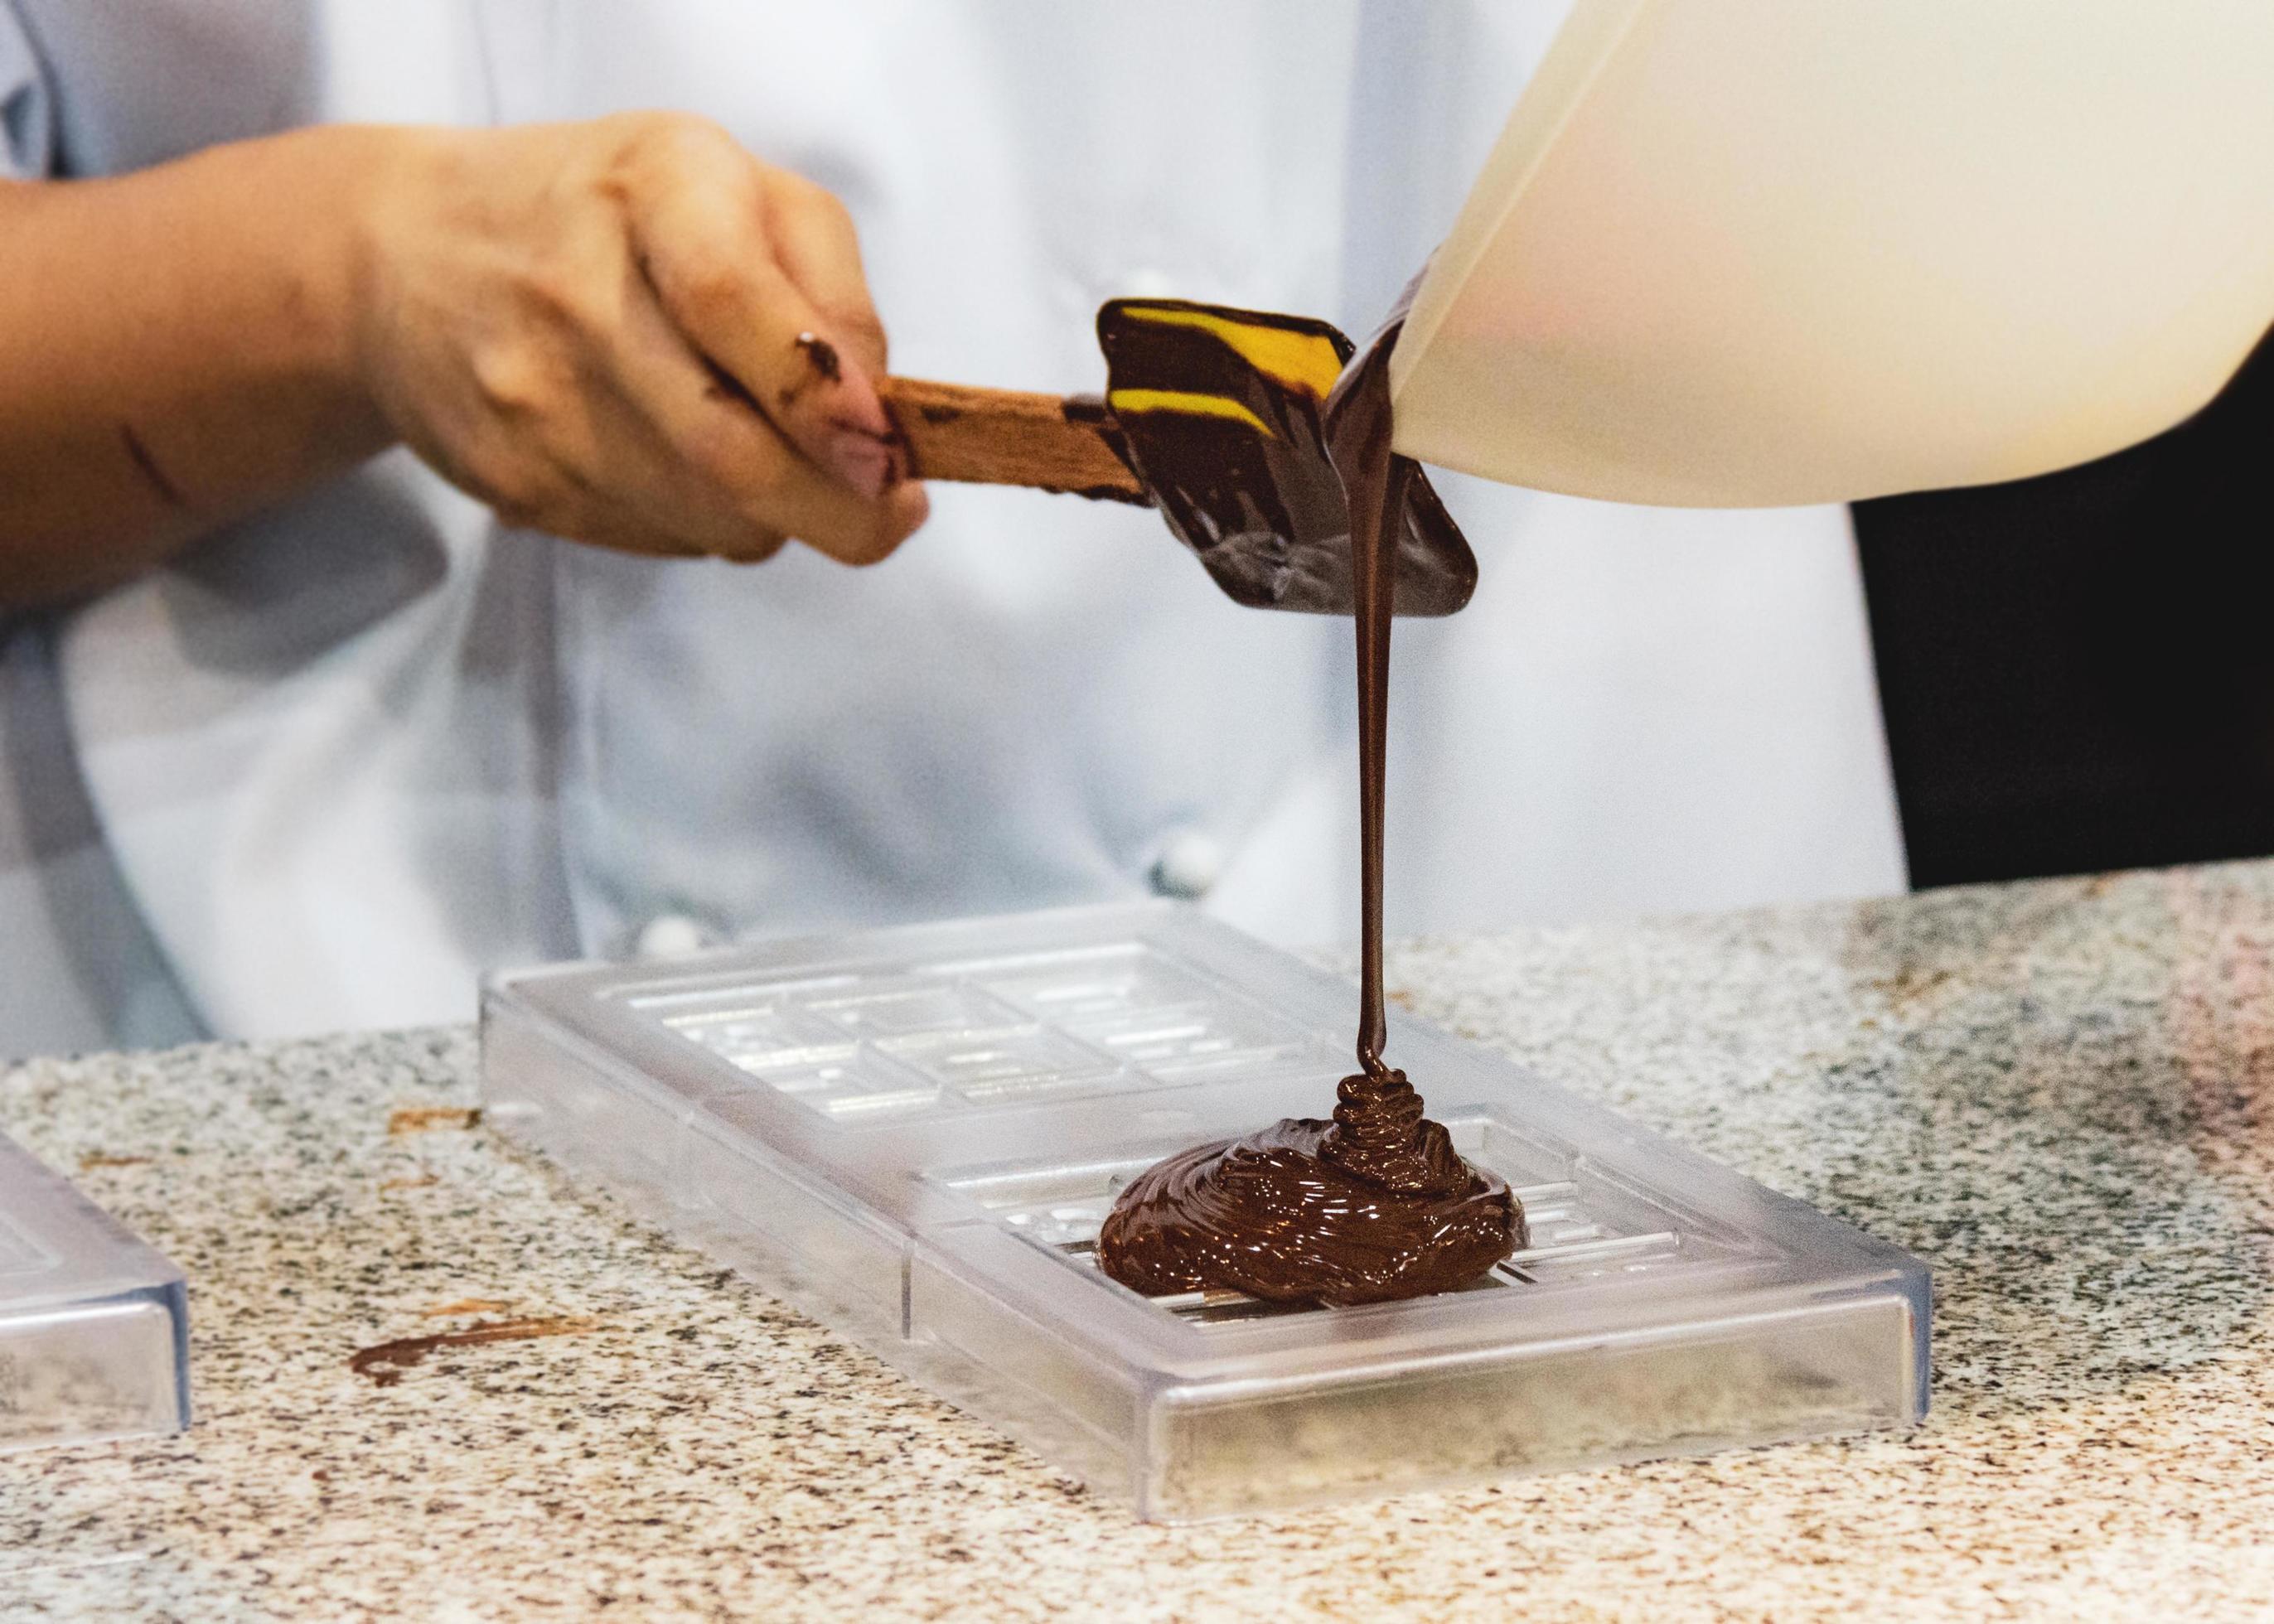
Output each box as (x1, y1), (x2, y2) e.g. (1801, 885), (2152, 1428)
(1106, 389), (1275, 437)
(1111, 306), (1347, 397)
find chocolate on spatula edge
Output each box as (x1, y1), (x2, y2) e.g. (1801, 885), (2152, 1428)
(876, 298), (1477, 619)
(1095, 309), (1522, 1309)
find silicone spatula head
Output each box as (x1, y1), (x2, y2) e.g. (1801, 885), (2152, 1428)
(1096, 299), (1477, 616)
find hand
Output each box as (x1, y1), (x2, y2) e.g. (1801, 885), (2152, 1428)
(351, 113), (927, 564)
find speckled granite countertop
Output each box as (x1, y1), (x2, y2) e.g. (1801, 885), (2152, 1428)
(6, 863), (2274, 1620)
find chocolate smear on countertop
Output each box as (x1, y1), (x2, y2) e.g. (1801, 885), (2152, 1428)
(385, 1104), (483, 1136)
(1097, 305), (1522, 1308)
(347, 1316), (601, 1388)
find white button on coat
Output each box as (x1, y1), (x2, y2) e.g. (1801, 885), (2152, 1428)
(633, 913), (714, 960)
(1150, 831), (1225, 900)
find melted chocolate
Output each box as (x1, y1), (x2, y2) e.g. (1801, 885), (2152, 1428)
(1095, 1069), (1521, 1307)
(1097, 311), (1523, 1308)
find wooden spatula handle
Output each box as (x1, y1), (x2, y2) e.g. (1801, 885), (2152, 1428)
(878, 376), (1146, 503)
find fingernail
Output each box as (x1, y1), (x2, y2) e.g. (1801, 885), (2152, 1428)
(824, 428), (893, 500)
(796, 331), (893, 440)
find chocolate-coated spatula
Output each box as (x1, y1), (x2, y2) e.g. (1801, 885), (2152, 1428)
(878, 299), (1477, 617)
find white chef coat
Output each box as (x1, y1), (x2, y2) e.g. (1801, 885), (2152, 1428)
(0, 0), (1906, 1055)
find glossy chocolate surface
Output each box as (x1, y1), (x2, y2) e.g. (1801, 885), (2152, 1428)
(1096, 1066), (1521, 1307)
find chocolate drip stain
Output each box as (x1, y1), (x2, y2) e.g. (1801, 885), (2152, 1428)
(794, 331), (843, 383)
(1098, 304), (1522, 1309)
(704, 357), (762, 411)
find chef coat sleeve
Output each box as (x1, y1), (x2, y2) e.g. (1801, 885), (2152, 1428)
(0, 1), (52, 178)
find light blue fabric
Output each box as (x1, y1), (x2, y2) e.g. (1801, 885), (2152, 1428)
(0, 0), (52, 178)
(0, 2), (204, 1058)
(9, 0), (319, 177)
(0, 620), (204, 1061)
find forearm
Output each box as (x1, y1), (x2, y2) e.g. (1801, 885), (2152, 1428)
(0, 125), (401, 608)
(0, 112), (924, 604)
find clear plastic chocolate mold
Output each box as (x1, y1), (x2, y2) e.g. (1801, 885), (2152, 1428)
(481, 903), (1928, 1521)
(0, 1130), (191, 1456)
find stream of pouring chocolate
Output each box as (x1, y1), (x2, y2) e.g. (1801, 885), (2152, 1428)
(1096, 317), (1524, 1308)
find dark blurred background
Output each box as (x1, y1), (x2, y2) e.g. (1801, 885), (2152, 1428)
(1856, 326), (2274, 888)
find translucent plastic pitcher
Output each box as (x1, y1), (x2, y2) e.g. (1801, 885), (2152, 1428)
(1391, 0), (2274, 507)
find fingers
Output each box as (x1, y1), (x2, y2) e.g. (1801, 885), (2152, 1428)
(761, 169), (890, 377)
(406, 114), (928, 568)
(606, 271), (928, 565)
(462, 310), (830, 565)
(621, 137), (905, 503)
(576, 520), (787, 565)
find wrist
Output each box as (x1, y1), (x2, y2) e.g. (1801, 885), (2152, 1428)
(314, 123), (464, 447)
